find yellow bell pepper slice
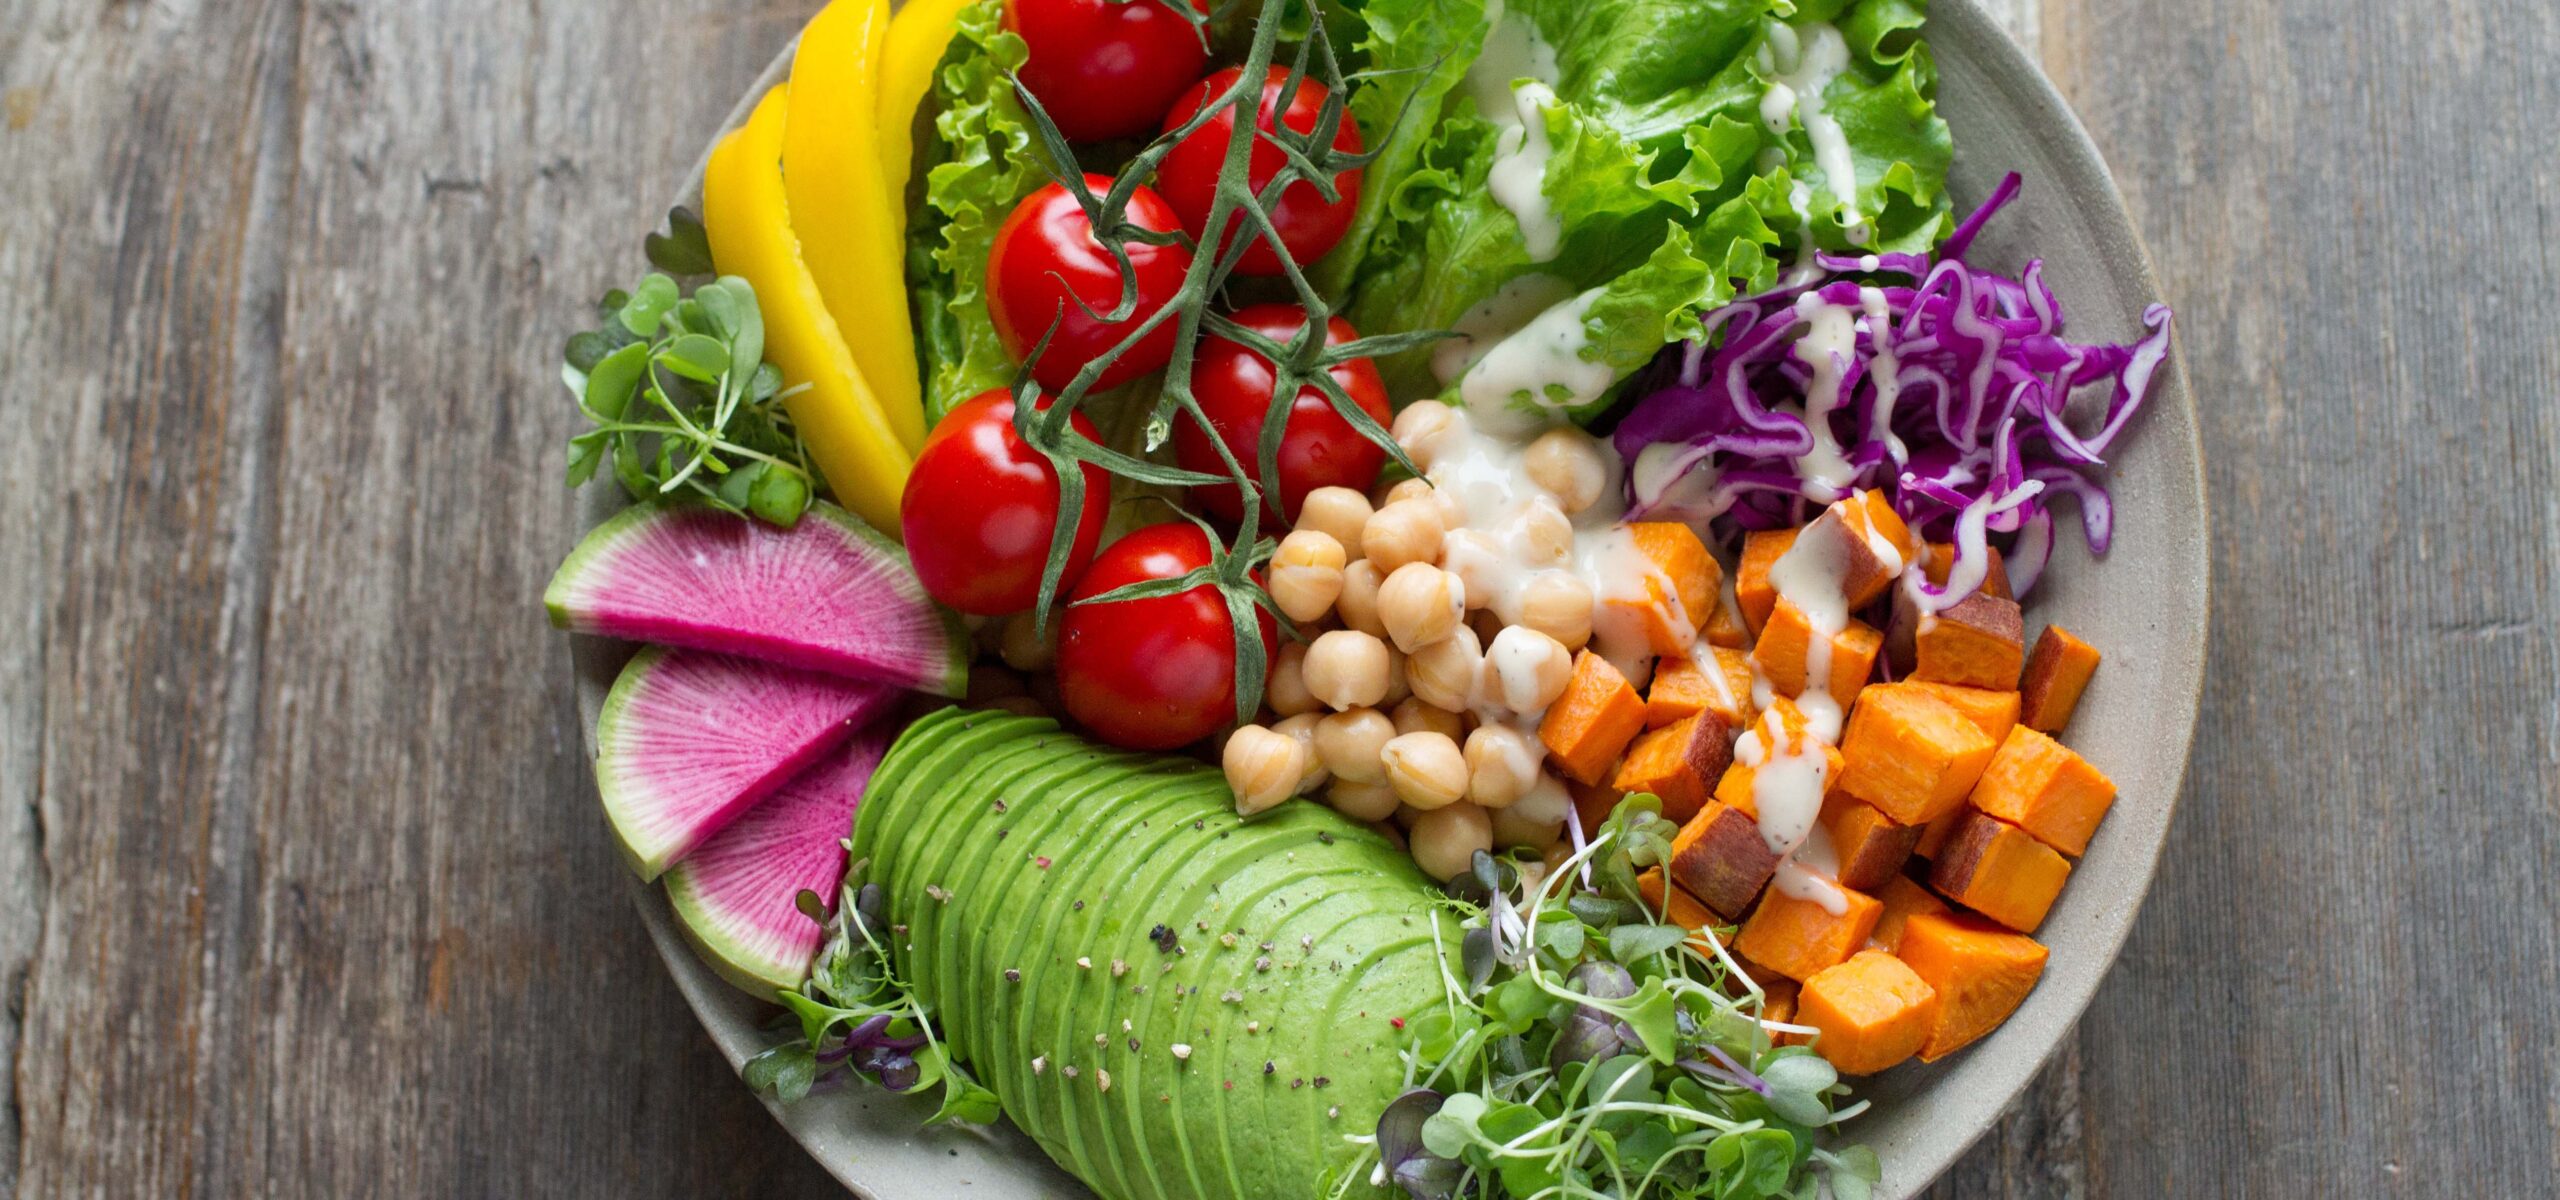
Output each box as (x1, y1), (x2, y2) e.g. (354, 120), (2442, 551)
(784, 0), (927, 454)
(878, 0), (976, 243)
(703, 87), (913, 534)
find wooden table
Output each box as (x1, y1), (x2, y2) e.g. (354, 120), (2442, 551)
(5, 0), (2552, 1194)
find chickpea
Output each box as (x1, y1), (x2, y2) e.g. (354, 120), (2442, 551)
(1377, 562), (1464, 653)
(1326, 779), (1402, 823)
(1380, 731), (1468, 810)
(1363, 497), (1446, 573)
(1515, 572), (1595, 650)
(1380, 644), (1411, 708)
(1405, 624), (1483, 712)
(1483, 626), (1574, 714)
(1392, 696), (1466, 741)
(1314, 706), (1397, 784)
(1272, 712), (1331, 794)
(1463, 723), (1541, 809)
(997, 611), (1058, 671)
(1302, 630), (1391, 710)
(1269, 530), (1348, 623)
(1337, 560), (1388, 638)
(1439, 529), (1503, 611)
(1515, 496), (1575, 567)
(1296, 487), (1374, 555)
(1490, 799), (1565, 852)
(1524, 426), (1610, 515)
(1223, 724), (1309, 816)
(1376, 476), (1433, 509)
(1409, 803), (1495, 882)
(1266, 642), (1319, 717)
(1391, 400), (1461, 471)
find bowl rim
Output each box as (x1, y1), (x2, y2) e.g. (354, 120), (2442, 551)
(567, 2), (2211, 1194)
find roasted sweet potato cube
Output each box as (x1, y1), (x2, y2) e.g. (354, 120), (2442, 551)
(1913, 592), (2026, 690)
(1733, 884), (1883, 982)
(1647, 647), (1753, 729)
(1847, 490), (1918, 563)
(1969, 726), (2117, 855)
(2020, 625), (2101, 733)
(1872, 874), (1952, 951)
(1912, 805), (1967, 860)
(1635, 868), (1724, 958)
(1541, 651), (1648, 785)
(1819, 792), (1922, 891)
(1607, 523), (1721, 655)
(1754, 601), (1885, 700)
(1771, 499), (1908, 612)
(1896, 912), (2049, 1061)
(1760, 977), (1805, 1045)
(1736, 529), (1797, 639)
(1838, 685), (1998, 824)
(1704, 590), (1750, 649)
(1711, 746), (1843, 818)
(1922, 541), (2012, 599)
(1799, 950), (1940, 1074)
(1669, 800), (1781, 919)
(1929, 812), (2071, 933)
(1881, 680), (2021, 745)
(1570, 778), (1625, 835)
(1613, 713), (1735, 823)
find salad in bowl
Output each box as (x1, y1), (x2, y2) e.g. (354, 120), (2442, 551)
(544, 0), (2188, 1196)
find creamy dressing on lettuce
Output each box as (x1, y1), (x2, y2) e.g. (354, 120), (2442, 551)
(1758, 21), (1869, 244)
(1466, 0), (1560, 123)
(1487, 81), (1565, 261)
(1433, 273), (1579, 386)
(1456, 288), (1613, 432)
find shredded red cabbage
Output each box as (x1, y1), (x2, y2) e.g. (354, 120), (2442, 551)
(1614, 173), (2173, 611)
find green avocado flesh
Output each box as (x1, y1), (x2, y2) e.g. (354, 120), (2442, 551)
(853, 708), (1451, 1200)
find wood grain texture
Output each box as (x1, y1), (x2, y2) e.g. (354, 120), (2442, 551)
(6, 0), (2554, 1197)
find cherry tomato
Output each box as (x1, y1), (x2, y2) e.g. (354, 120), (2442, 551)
(1057, 523), (1275, 750)
(1156, 67), (1366, 276)
(900, 389), (1110, 616)
(1173, 304), (1393, 524)
(1007, 0), (1211, 143)
(987, 176), (1194, 394)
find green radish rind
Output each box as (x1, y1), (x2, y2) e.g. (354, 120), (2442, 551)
(853, 709), (1446, 1200)
(547, 499), (969, 698)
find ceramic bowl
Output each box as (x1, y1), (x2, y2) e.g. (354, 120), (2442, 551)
(568, 1), (2208, 1193)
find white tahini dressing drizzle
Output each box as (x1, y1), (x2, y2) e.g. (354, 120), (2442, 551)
(1466, 0), (1561, 123)
(1488, 81), (1564, 262)
(1433, 273), (1578, 387)
(1788, 291), (1860, 501)
(1741, 512), (1862, 914)
(1757, 21), (1867, 244)
(1458, 288), (1613, 434)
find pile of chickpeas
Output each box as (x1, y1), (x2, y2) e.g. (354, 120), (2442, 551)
(1219, 400), (1624, 881)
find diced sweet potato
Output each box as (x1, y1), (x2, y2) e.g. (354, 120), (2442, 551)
(1912, 805), (1967, 860)
(1912, 592), (2026, 690)
(1838, 685), (1998, 824)
(1711, 748), (1844, 818)
(2019, 625), (2101, 733)
(1705, 589), (1750, 649)
(1879, 680), (2021, 745)
(1770, 498), (1910, 613)
(1847, 490), (1919, 564)
(1969, 726), (2117, 855)
(1541, 651), (1648, 785)
(1896, 912), (2049, 1061)
(1736, 529), (1797, 639)
(1635, 868), (1724, 958)
(1760, 977), (1805, 1045)
(1733, 884), (1882, 982)
(1753, 601), (1884, 700)
(1647, 647), (1753, 729)
(1609, 523), (1721, 655)
(1871, 874), (1952, 951)
(1570, 778), (1624, 835)
(1928, 812), (2071, 933)
(1798, 950), (1940, 1074)
(1922, 541), (2012, 599)
(1613, 713), (1735, 823)
(1819, 792), (1921, 891)
(1669, 800), (1782, 919)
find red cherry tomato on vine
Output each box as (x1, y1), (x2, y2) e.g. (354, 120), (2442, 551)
(1173, 304), (1392, 524)
(1057, 523), (1275, 750)
(1156, 67), (1366, 275)
(900, 389), (1110, 616)
(1007, 0), (1211, 143)
(988, 176), (1194, 393)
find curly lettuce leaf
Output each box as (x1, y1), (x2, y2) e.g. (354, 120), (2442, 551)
(907, 0), (1045, 423)
(1447, 226), (1732, 428)
(1309, 0), (1493, 298)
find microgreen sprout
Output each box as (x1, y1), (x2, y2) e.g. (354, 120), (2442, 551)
(561, 209), (819, 527)
(1337, 796), (1881, 1200)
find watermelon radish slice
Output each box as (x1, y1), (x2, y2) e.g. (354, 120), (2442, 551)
(547, 500), (967, 698)
(666, 727), (889, 992)
(596, 646), (894, 880)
